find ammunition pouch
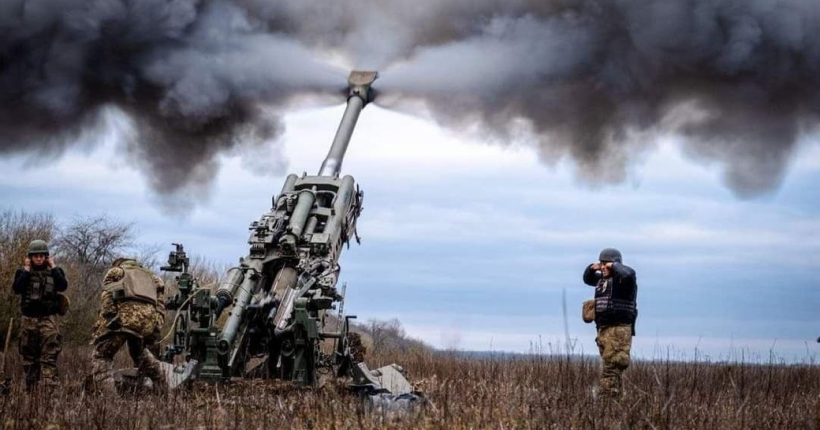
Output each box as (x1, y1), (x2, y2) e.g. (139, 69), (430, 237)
(582, 299), (595, 324)
(28, 270), (55, 299)
(57, 293), (70, 316)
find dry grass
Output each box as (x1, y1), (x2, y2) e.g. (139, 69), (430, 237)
(1, 347), (818, 430)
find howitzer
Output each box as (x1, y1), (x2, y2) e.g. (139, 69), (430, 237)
(161, 71), (414, 395)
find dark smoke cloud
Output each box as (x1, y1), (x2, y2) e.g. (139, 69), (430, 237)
(3, 0), (819, 198)
(240, 0), (557, 69)
(0, 0), (343, 196)
(370, 0), (820, 196)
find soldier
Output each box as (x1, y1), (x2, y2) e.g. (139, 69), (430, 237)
(583, 248), (638, 398)
(11, 239), (69, 389)
(89, 258), (166, 393)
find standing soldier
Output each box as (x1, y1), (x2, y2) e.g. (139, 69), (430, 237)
(12, 239), (69, 389)
(583, 248), (638, 398)
(89, 258), (166, 393)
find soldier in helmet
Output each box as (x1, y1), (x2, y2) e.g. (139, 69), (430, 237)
(11, 239), (69, 389)
(583, 248), (638, 398)
(89, 258), (166, 393)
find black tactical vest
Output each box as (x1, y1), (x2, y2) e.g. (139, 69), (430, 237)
(21, 268), (59, 316)
(594, 277), (637, 326)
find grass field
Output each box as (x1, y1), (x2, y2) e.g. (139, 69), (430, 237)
(1, 347), (818, 429)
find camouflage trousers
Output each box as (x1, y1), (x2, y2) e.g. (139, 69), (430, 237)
(19, 315), (62, 389)
(89, 302), (165, 393)
(595, 324), (633, 398)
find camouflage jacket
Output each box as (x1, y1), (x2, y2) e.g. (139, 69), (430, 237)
(98, 263), (166, 327)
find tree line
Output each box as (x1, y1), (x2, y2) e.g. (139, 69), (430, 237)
(0, 209), (217, 345)
(0, 209), (431, 355)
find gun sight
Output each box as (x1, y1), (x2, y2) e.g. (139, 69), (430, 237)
(161, 243), (189, 272)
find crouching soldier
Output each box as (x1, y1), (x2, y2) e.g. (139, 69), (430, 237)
(12, 240), (69, 390)
(583, 248), (638, 399)
(89, 258), (166, 393)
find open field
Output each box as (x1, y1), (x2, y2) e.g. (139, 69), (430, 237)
(1, 347), (818, 430)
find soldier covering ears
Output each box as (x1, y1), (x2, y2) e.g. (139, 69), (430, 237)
(583, 248), (638, 398)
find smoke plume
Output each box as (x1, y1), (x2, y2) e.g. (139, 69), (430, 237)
(3, 0), (819, 197)
(368, 0), (820, 195)
(0, 0), (343, 195)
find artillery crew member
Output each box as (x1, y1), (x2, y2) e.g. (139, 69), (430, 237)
(583, 248), (638, 398)
(89, 258), (166, 393)
(12, 239), (69, 389)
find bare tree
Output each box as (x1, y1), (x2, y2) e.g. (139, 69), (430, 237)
(53, 215), (134, 268)
(364, 318), (407, 353)
(52, 215), (136, 304)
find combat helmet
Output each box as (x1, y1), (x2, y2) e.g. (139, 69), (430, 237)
(111, 257), (138, 267)
(27, 239), (50, 256)
(598, 248), (622, 263)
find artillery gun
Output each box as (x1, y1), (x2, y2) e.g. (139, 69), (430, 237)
(160, 71), (413, 395)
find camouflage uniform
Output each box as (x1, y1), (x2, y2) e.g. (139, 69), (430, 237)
(595, 324), (633, 396)
(89, 259), (166, 393)
(12, 260), (69, 389)
(18, 315), (62, 388)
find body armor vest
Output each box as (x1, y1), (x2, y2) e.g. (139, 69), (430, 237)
(107, 266), (158, 305)
(22, 268), (59, 316)
(594, 277), (637, 323)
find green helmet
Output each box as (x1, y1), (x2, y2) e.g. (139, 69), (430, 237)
(27, 239), (50, 256)
(598, 248), (622, 263)
(28, 239), (48, 257)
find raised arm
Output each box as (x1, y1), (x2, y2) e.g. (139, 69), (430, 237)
(583, 264), (601, 286)
(609, 262), (636, 282)
(51, 266), (68, 292)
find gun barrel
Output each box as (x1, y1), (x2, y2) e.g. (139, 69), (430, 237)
(218, 260), (262, 355)
(215, 267), (245, 316)
(318, 71), (378, 177)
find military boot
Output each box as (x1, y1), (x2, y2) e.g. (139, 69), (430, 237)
(88, 359), (116, 395)
(22, 364), (41, 391)
(137, 349), (168, 394)
(40, 363), (60, 389)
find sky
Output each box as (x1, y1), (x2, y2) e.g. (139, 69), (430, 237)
(1, 103), (819, 363)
